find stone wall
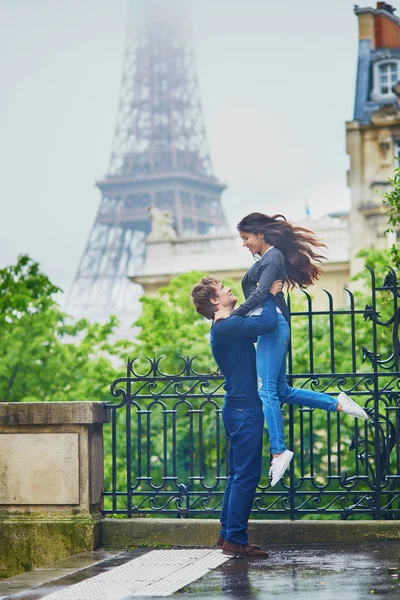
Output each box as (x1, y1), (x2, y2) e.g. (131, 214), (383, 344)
(0, 402), (110, 578)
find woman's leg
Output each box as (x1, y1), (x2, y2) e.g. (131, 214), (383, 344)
(256, 315), (290, 455)
(274, 326), (367, 419)
(277, 357), (338, 413)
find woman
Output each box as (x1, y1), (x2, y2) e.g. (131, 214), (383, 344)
(232, 212), (369, 487)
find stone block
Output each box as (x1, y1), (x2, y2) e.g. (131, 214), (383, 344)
(0, 402), (108, 579)
(0, 433), (79, 505)
(0, 402), (111, 426)
(0, 514), (101, 579)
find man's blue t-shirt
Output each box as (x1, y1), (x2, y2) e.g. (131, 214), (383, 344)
(210, 297), (278, 408)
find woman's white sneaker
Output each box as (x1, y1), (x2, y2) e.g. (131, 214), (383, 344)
(270, 450), (294, 487)
(338, 392), (369, 420)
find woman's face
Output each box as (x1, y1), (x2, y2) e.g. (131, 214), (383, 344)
(239, 231), (265, 255)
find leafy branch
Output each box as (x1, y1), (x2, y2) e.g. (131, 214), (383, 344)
(383, 164), (400, 269)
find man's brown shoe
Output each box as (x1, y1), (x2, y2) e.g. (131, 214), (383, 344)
(222, 540), (269, 559)
(215, 535), (261, 550)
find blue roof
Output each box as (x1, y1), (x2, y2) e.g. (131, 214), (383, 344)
(354, 39), (372, 121)
(353, 43), (400, 123)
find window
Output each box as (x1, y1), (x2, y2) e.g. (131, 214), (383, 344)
(379, 62), (398, 95)
(372, 60), (400, 100)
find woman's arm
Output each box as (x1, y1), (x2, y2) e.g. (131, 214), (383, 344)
(231, 258), (282, 316)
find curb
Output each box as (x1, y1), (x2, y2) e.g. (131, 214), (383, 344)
(101, 518), (400, 548)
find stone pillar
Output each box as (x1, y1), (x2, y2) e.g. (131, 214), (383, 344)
(0, 402), (110, 579)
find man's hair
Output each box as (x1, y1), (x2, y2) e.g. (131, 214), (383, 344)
(190, 277), (220, 320)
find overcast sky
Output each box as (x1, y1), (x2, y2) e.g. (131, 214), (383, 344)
(0, 0), (366, 292)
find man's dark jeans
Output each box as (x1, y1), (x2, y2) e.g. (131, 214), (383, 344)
(219, 404), (263, 545)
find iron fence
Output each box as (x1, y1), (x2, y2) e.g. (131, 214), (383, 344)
(103, 267), (400, 519)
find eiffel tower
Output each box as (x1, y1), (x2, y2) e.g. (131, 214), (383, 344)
(66, 0), (227, 318)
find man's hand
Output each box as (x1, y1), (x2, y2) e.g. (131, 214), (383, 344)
(270, 280), (283, 296)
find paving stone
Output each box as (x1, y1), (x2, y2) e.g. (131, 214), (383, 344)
(0, 549), (127, 600)
(40, 549), (230, 599)
(34, 550), (122, 571)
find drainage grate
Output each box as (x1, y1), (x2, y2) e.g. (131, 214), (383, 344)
(41, 549), (230, 599)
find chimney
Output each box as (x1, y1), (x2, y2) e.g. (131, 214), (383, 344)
(376, 3), (396, 14)
(354, 3), (400, 50)
(375, 2), (400, 48)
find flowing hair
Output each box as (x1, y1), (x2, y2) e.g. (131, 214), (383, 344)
(237, 212), (326, 288)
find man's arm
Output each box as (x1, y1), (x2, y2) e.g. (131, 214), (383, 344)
(216, 296), (278, 339)
(231, 259), (282, 316)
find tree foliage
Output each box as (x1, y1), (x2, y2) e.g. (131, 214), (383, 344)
(0, 255), (130, 403)
(383, 163), (400, 269)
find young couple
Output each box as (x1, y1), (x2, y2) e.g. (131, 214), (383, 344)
(191, 212), (369, 559)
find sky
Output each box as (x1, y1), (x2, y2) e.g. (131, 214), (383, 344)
(0, 0), (368, 293)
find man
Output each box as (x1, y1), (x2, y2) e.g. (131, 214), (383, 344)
(191, 277), (283, 559)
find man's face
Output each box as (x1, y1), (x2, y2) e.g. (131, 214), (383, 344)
(213, 281), (237, 310)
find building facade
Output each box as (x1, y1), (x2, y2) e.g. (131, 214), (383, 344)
(347, 2), (400, 276)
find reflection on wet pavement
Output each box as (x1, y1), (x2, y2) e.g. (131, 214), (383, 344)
(179, 542), (400, 600)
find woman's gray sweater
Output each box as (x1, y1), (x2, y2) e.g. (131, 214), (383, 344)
(232, 247), (290, 322)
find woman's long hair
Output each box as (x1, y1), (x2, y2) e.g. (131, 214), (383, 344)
(237, 212), (326, 288)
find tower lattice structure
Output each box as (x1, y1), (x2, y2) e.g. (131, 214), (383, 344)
(67, 0), (227, 315)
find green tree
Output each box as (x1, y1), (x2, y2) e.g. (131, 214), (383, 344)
(0, 255), (130, 403)
(383, 163), (400, 269)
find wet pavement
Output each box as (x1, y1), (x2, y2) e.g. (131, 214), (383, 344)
(0, 550), (147, 599)
(181, 542), (400, 599)
(1, 542), (400, 599)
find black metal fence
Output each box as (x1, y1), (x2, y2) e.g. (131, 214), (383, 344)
(103, 268), (400, 519)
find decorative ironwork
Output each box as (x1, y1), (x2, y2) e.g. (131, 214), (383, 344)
(103, 268), (400, 519)
(66, 0), (227, 316)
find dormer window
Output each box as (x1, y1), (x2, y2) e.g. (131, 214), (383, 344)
(372, 59), (400, 100)
(379, 62), (398, 95)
